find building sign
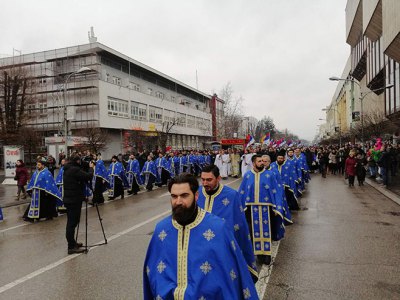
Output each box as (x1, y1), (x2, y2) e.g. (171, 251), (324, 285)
(45, 136), (89, 146)
(221, 139), (246, 145)
(3, 146), (24, 178)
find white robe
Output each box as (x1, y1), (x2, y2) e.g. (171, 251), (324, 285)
(241, 153), (254, 177)
(220, 154), (230, 178)
(215, 154), (223, 171)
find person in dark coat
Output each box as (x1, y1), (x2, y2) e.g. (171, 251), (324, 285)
(15, 159), (29, 200)
(345, 151), (357, 187)
(356, 153), (367, 186)
(63, 155), (94, 254)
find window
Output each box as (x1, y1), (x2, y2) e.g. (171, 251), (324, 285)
(130, 82), (140, 91)
(171, 96), (176, 102)
(113, 76), (121, 85)
(177, 112), (186, 126)
(149, 105), (162, 123)
(187, 115), (196, 128)
(156, 91), (164, 99)
(164, 110), (176, 124)
(131, 101), (147, 121)
(27, 104), (36, 115)
(196, 117), (203, 129)
(108, 97), (129, 118)
(106, 73), (110, 82)
(147, 88), (153, 95)
(38, 102), (47, 114)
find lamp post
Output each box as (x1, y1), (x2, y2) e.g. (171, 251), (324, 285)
(329, 76), (393, 143)
(63, 67), (92, 155)
(322, 106), (341, 147)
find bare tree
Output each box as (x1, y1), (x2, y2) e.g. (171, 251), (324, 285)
(16, 127), (42, 171)
(0, 66), (36, 144)
(76, 127), (110, 154)
(218, 82), (244, 139)
(156, 117), (179, 151)
(351, 110), (399, 140)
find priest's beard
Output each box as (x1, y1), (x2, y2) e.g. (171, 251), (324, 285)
(256, 165), (264, 172)
(172, 200), (198, 226)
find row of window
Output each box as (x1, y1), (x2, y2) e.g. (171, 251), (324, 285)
(104, 72), (202, 110)
(385, 58), (400, 115)
(107, 97), (210, 129)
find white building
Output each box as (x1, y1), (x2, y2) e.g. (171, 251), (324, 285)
(0, 42), (213, 158)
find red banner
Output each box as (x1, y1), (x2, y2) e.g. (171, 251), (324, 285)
(221, 139), (245, 145)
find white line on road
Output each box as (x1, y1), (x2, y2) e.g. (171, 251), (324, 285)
(0, 209), (170, 295)
(0, 223), (29, 234)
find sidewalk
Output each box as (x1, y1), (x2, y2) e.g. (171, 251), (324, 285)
(365, 177), (400, 206)
(0, 170), (30, 208)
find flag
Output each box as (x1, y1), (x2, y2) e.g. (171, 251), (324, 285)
(287, 140), (294, 147)
(261, 132), (271, 145)
(246, 134), (255, 149)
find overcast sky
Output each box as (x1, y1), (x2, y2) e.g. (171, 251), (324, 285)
(0, 0), (349, 141)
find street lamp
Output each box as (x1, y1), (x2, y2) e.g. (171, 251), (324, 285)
(329, 76), (393, 143)
(63, 67), (92, 154)
(322, 106), (341, 147)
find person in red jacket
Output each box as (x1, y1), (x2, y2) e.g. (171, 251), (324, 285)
(15, 159), (29, 200)
(345, 151), (357, 187)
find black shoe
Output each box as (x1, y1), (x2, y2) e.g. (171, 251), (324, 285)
(76, 242), (83, 248)
(108, 197), (115, 200)
(68, 247), (85, 255)
(23, 217), (34, 223)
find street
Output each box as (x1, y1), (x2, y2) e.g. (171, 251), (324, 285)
(0, 175), (399, 299)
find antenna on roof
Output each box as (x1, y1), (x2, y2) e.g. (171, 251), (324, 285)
(88, 27), (97, 43)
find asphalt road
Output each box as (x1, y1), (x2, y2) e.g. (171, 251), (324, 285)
(0, 174), (399, 300)
(265, 174), (400, 300)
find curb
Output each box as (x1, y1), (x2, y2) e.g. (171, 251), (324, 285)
(365, 178), (400, 206)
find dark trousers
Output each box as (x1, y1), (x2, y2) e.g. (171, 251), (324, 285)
(65, 202), (82, 249)
(348, 175), (355, 186)
(93, 178), (105, 204)
(129, 178), (140, 194)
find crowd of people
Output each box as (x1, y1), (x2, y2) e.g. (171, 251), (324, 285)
(12, 139), (396, 298)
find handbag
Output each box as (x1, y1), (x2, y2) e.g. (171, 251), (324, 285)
(14, 175), (18, 181)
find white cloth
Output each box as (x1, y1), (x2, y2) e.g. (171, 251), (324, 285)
(220, 154), (230, 178)
(241, 153), (254, 176)
(215, 154), (223, 171)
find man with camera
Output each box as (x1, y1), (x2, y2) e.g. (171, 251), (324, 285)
(63, 154), (94, 254)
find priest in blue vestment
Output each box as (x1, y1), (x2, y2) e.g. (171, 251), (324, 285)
(143, 173), (258, 299)
(295, 147), (311, 183)
(92, 153), (108, 204)
(271, 150), (300, 211)
(107, 155), (128, 200)
(141, 155), (157, 191)
(238, 154), (281, 265)
(286, 148), (304, 196)
(126, 154), (143, 195)
(198, 165), (258, 281)
(155, 152), (171, 187)
(262, 155), (293, 239)
(23, 158), (62, 222)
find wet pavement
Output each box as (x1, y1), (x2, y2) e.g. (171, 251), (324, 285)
(265, 174), (400, 300)
(0, 173), (399, 299)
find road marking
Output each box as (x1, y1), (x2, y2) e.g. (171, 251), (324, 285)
(0, 223), (29, 234)
(0, 209), (170, 295)
(255, 241), (281, 299)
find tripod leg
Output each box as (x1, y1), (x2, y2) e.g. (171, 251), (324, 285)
(95, 203), (108, 244)
(75, 204), (82, 243)
(85, 199), (88, 253)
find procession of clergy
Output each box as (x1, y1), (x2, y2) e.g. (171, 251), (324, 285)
(24, 146), (310, 255)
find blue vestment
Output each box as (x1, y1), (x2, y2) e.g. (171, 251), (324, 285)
(141, 160), (157, 186)
(143, 209), (258, 299)
(107, 162), (128, 197)
(155, 157), (171, 183)
(126, 159), (143, 187)
(55, 166), (64, 197)
(238, 169), (281, 255)
(27, 168), (62, 218)
(270, 161), (300, 210)
(197, 184), (258, 279)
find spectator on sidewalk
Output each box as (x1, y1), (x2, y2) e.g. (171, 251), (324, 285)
(378, 145), (391, 187)
(356, 153), (367, 186)
(345, 151), (357, 187)
(15, 160), (29, 200)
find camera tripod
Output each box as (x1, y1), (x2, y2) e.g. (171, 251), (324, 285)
(76, 199), (107, 253)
